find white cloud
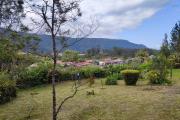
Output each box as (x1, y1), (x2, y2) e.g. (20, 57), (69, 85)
(79, 0), (169, 38)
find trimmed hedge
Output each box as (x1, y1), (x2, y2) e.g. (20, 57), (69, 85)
(0, 73), (16, 104)
(121, 70), (140, 85)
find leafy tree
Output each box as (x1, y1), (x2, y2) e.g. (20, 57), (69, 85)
(160, 33), (170, 58)
(150, 54), (170, 84)
(135, 49), (149, 63)
(170, 21), (180, 53)
(62, 50), (79, 62)
(86, 45), (101, 58)
(0, 38), (16, 71)
(0, 0), (40, 72)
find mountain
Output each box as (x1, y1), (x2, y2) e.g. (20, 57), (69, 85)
(38, 34), (147, 52)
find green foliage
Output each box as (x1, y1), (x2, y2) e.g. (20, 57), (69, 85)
(0, 72), (16, 104)
(138, 61), (153, 79)
(170, 21), (180, 53)
(105, 64), (127, 75)
(170, 53), (180, 68)
(0, 38), (16, 71)
(146, 54), (172, 85)
(86, 46), (101, 58)
(17, 62), (52, 88)
(105, 75), (118, 85)
(146, 70), (171, 85)
(135, 49), (149, 63)
(57, 66), (106, 81)
(81, 66), (106, 78)
(121, 70), (140, 85)
(151, 54), (169, 81)
(0, 32), (40, 72)
(61, 50), (80, 62)
(160, 34), (170, 58)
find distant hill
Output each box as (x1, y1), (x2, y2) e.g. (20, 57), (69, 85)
(38, 34), (147, 52)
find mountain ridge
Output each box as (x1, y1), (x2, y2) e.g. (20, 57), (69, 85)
(37, 34), (147, 52)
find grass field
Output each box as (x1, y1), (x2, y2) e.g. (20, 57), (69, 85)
(0, 69), (180, 120)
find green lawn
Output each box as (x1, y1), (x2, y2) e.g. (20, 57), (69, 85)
(0, 70), (180, 120)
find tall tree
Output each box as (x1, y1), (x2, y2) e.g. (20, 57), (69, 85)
(160, 33), (170, 58)
(171, 21), (180, 53)
(24, 0), (96, 119)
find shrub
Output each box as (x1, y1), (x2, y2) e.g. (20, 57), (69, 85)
(146, 70), (171, 85)
(17, 63), (51, 88)
(0, 72), (16, 104)
(138, 61), (152, 79)
(81, 66), (106, 78)
(105, 75), (118, 85)
(105, 64), (128, 75)
(121, 70), (140, 85)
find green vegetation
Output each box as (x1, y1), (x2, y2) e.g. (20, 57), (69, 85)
(0, 1), (180, 119)
(17, 62), (52, 88)
(0, 76), (180, 120)
(105, 74), (119, 85)
(0, 72), (16, 104)
(61, 50), (83, 62)
(146, 70), (171, 85)
(121, 70), (140, 85)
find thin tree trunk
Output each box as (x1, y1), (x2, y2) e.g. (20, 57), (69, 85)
(52, 33), (57, 120)
(51, 0), (57, 120)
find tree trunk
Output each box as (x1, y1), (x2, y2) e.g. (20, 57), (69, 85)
(52, 33), (57, 120)
(52, 1), (57, 120)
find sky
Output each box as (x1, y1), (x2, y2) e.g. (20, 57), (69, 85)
(79, 0), (180, 49)
(25, 0), (180, 49)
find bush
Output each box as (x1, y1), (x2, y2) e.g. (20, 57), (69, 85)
(105, 64), (128, 75)
(80, 66), (106, 79)
(121, 70), (140, 85)
(146, 70), (171, 85)
(138, 61), (152, 79)
(17, 62), (51, 88)
(105, 74), (118, 85)
(0, 72), (16, 104)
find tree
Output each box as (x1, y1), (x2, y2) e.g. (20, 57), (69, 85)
(160, 33), (170, 58)
(151, 54), (170, 84)
(0, 0), (40, 72)
(24, 0), (97, 119)
(61, 50), (79, 62)
(86, 45), (101, 58)
(135, 49), (149, 63)
(170, 21), (180, 53)
(0, 0), (24, 30)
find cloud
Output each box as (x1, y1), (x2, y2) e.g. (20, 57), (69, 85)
(79, 0), (169, 38)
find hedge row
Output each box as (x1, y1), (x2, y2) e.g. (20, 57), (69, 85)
(16, 63), (128, 88)
(16, 65), (107, 88)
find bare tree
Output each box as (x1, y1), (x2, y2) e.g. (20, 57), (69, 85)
(24, 0), (97, 120)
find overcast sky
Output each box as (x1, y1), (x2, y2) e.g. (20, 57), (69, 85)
(78, 0), (180, 49)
